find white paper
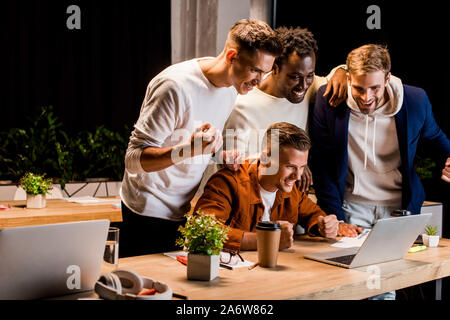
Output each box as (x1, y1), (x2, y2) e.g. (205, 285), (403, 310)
(164, 251), (187, 259)
(164, 251), (254, 269)
(62, 196), (120, 204)
(219, 251), (254, 269)
(331, 228), (370, 248)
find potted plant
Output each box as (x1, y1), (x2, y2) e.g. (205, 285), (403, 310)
(176, 210), (229, 281)
(422, 225), (440, 248)
(19, 172), (53, 208)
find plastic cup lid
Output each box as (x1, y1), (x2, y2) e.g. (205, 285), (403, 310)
(256, 221), (282, 231)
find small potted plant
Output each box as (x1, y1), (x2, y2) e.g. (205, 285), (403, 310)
(422, 225), (440, 248)
(19, 172), (53, 208)
(176, 210), (229, 281)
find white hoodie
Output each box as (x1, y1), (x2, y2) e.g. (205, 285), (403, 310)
(344, 75), (404, 207)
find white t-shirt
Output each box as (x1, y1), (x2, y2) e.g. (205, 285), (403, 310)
(259, 185), (278, 222)
(223, 75), (328, 158)
(121, 58), (238, 221)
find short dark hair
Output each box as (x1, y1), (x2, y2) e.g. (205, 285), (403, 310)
(228, 19), (283, 56)
(274, 26), (318, 70)
(263, 122), (311, 155)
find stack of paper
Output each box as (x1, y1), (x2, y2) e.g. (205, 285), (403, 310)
(331, 229), (370, 248)
(62, 196), (121, 205)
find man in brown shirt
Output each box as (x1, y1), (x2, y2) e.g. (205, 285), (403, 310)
(195, 122), (361, 252)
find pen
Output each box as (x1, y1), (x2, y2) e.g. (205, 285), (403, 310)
(357, 229), (369, 239)
(220, 263), (233, 270)
(173, 292), (189, 300)
(248, 263), (259, 270)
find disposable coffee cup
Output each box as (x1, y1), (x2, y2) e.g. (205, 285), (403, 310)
(256, 221), (281, 268)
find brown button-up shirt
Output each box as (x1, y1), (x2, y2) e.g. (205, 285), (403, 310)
(194, 159), (327, 251)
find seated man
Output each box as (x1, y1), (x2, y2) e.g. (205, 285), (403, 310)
(194, 122), (361, 252)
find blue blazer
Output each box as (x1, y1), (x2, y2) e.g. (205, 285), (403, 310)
(310, 84), (450, 221)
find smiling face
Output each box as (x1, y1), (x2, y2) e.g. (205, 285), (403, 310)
(348, 70), (391, 115)
(273, 51), (316, 103)
(229, 49), (275, 95)
(259, 146), (308, 193)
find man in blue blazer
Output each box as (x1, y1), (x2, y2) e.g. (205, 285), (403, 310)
(310, 44), (450, 234)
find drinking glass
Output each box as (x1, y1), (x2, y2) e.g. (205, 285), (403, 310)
(103, 227), (119, 271)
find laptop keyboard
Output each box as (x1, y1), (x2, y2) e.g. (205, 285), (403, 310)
(326, 254), (356, 265)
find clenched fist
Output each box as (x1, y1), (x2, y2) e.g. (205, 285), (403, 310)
(276, 220), (294, 250)
(317, 215), (339, 238)
(190, 123), (223, 156)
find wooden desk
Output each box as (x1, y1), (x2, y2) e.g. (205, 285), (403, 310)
(116, 237), (450, 300)
(0, 198), (122, 228)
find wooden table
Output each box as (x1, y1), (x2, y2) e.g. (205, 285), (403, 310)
(116, 237), (450, 300)
(0, 198), (122, 228)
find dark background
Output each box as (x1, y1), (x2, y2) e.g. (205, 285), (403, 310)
(0, 0), (172, 134)
(276, 0), (450, 299)
(275, 0), (449, 135)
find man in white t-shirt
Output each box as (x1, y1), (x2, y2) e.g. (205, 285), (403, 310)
(221, 27), (348, 192)
(118, 19), (283, 257)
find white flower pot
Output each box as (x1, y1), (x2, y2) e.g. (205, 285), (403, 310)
(422, 234), (440, 248)
(26, 194), (47, 209)
(187, 253), (219, 281)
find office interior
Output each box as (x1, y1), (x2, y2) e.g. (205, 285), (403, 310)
(1, 0), (449, 301)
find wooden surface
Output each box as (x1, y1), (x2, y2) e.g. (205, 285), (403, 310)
(0, 198), (122, 228)
(116, 237), (450, 300)
(423, 201), (442, 206)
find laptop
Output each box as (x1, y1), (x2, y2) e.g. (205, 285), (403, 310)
(304, 213), (431, 269)
(0, 220), (109, 299)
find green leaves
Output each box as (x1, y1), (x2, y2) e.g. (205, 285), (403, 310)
(176, 210), (229, 255)
(67, 125), (129, 182)
(0, 106), (130, 185)
(19, 172), (53, 195)
(414, 156), (436, 180)
(425, 225), (438, 236)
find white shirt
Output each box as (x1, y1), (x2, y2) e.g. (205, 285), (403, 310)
(121, 58), (237, 221)
(223, 75), (328, 158)
(259, 185), (278, 222)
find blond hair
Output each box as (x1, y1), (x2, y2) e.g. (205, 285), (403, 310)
(346, 44), (391, 76)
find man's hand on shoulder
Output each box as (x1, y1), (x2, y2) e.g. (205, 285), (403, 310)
(323, 67), (348, 107)
(222, 149), (242, 172)
(299, 165), (313, 192)
(441, 157), (450, 183)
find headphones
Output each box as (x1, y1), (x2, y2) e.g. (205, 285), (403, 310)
(94, 269), (172, 300)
